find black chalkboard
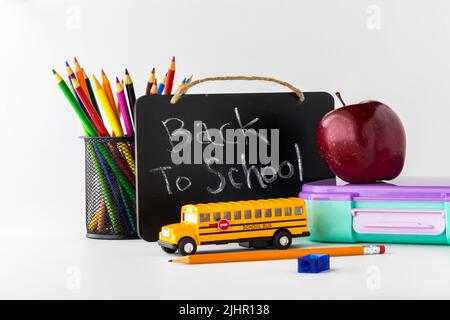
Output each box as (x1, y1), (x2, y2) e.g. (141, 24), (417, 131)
(135, 92), (334, 242)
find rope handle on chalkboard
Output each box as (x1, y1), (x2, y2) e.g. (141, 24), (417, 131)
(170, 76), (305, 104)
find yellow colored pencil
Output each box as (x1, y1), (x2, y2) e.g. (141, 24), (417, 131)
(101, 69), (120, 119)
(169, 245), (386, 264)
(92, 75), (124, 137)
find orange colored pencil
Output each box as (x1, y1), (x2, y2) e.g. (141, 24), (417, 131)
(72, 77), (109, 137)
(74, 57), (90, 98)
(169, 245), (386, 264)
(163, 56), (175, 94)
(101, 69), (120, 119)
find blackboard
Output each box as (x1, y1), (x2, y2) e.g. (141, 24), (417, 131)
(135, 92), (335, 242)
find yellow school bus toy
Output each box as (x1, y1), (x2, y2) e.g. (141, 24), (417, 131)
(158, 197), (309, 255)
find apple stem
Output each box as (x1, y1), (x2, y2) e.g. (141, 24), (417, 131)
(336, 92), (346, 106)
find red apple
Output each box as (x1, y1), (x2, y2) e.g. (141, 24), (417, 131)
(316, 93), (406, 183)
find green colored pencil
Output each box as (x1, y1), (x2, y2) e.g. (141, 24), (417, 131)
(53, 69), (97, 136)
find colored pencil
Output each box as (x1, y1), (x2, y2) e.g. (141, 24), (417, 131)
(53, 69), (96, 136)
(145, 67), (155, 95)
(150, 78), (158, 95)
(82, 68), (101, 119)
(72, 77), (109, 136)
(66, 61), (76, 80)
(92, 75), (124, 137)
(124, 68), (137, 119)
(118, 183), (136, 233)
(101, 69), (120, 119)
(96, 199), (107, 234)
(175, 78), (187, 94)
(93, 145), (122, 233)
(169, 245), (386, 265)
(65, 62), (85, 108)
(116, 77), (134, 137)
(163, 56), (175, 94)
(74, 57), (90, 98)
(111, 78), (136, 175)
(158, 73), (167, 95)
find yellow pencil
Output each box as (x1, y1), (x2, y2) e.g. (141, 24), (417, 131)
(92, 75), (124, 137)
(169, 245), (386, 264)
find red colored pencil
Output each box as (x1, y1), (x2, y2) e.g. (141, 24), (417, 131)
(72, 77), (109, 137)
(163, 56), (175, 95)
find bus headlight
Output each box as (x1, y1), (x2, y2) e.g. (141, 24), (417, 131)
(162, 228), (170, 238)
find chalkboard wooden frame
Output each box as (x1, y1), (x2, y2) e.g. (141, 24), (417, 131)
(135, 92), (335, 242)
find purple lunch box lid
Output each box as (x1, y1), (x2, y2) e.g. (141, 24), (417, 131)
(299, 177), (450, 201)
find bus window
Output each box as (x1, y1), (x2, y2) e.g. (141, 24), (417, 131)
(244, 210), (252, 219)
(234, 211), (242, 220)
(213, 212), (221, 221)
(184, 212), (197, 223)
(224, 211), (231, 220)
(294, 206), (303, 215)
(254, 209), (262, 218)
(284, 207), (292, 216)
(275, 208), (282, 217)
(265, 208), (272, 218)
(200, 213), (210, 222)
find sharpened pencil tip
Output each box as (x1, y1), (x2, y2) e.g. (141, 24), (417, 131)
(92, 74), (100, 87)
(101, 69), (106, 76)
(65, 61), (70, 67)
(74, 57), (79, 63)
(52, 69), (56, 74)
(125, 68), (129, 75)
(168, 260), (173, 262)
(172, 56), (175, 61)
(115, 76), (120, 83)
(151, 67), (155, 73)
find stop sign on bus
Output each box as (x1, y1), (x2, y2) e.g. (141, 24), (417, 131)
(217, 219), (230, 231)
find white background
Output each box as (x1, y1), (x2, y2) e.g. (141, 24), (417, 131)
(1, 0), (450, 299)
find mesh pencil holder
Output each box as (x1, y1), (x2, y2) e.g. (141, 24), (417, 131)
(83, 136), (138, 240)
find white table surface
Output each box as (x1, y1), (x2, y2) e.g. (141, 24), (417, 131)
(2, 210), (450, 300)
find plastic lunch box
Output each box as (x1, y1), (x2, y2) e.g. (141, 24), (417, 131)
(299, 177), (450, 244)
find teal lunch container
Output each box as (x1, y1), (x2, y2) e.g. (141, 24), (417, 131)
(299, 177), (450, 245)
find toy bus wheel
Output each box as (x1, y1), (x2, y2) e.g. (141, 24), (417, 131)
(178, 237), (197, 256)
(273, 230), (292, 250)
(161, 247), (177, 254)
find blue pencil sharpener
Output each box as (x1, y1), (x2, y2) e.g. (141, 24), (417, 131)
(297, 254), (330, 273)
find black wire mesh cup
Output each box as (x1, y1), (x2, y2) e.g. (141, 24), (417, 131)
(83, 136), (138, 239)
